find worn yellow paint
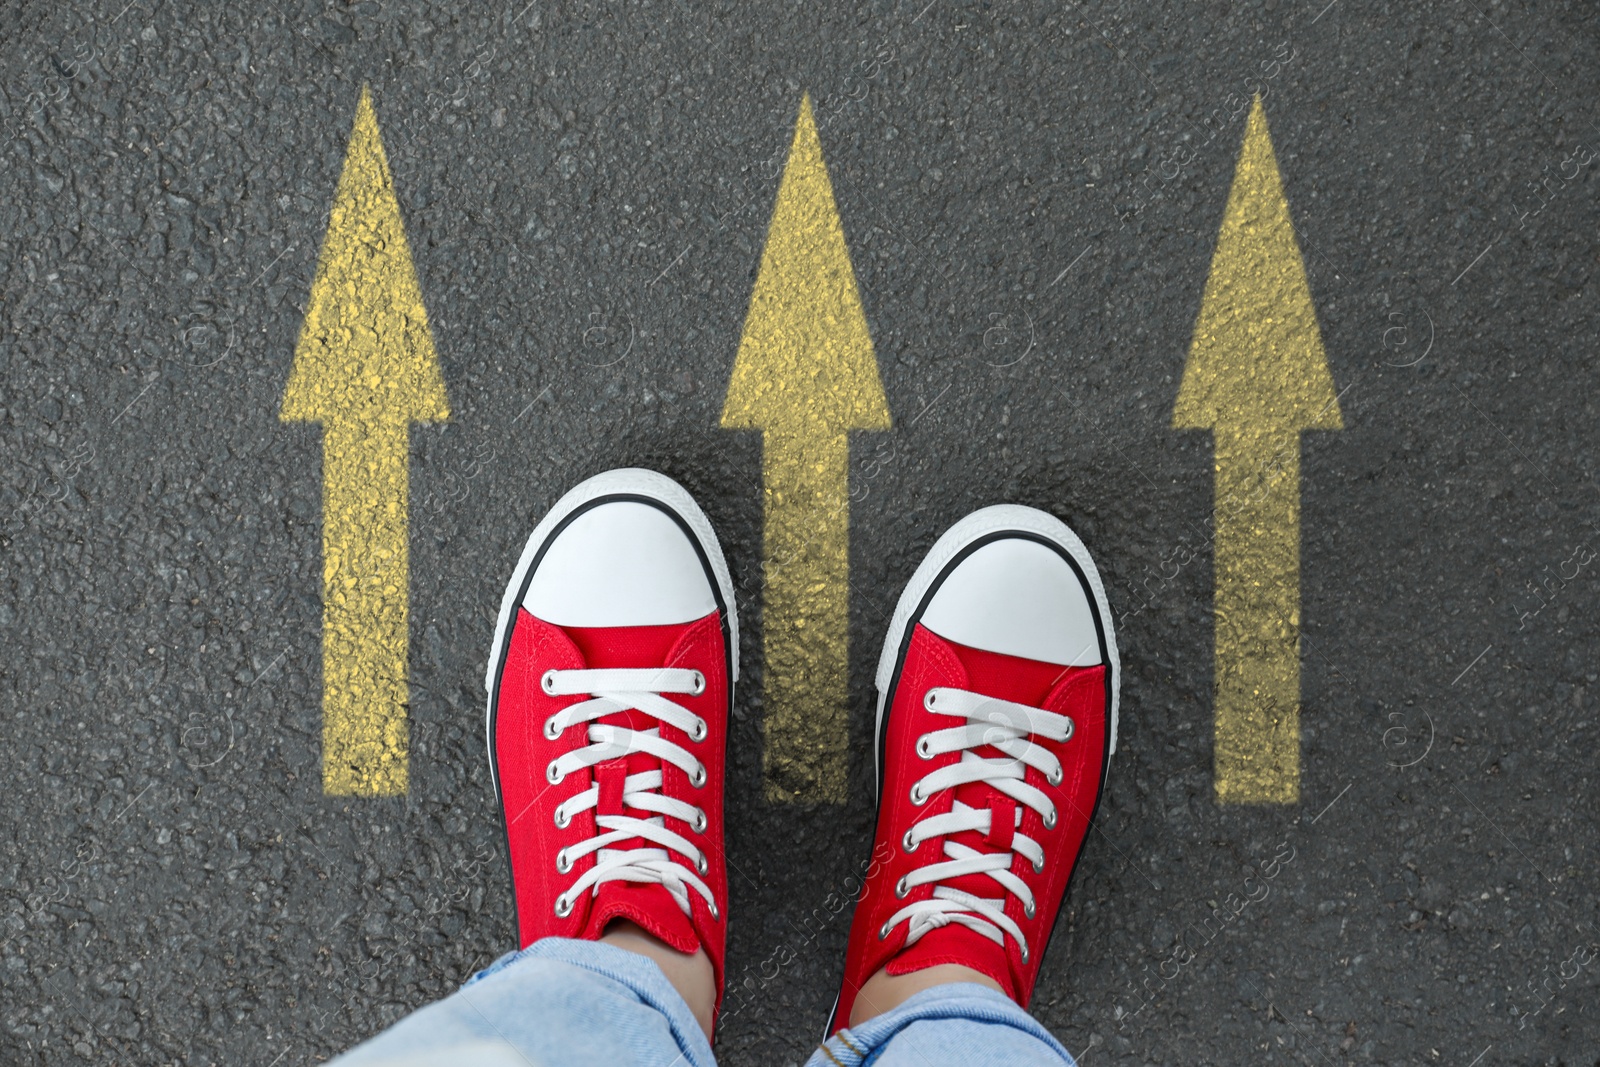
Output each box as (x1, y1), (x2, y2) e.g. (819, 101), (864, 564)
(1174, 96), (1342, 805)
(282, 86), (450, 796)
(722, 95), (891, 803)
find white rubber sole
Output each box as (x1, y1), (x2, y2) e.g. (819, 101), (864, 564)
(483, 468), (739, 798)
(872, 504), (1121, 797)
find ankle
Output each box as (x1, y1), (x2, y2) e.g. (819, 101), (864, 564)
(600, 920), (716, 1040)
(848, 962), (1006, 1027)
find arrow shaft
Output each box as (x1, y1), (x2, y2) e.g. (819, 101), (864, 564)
(320, 421), (412, 796)
(1212, 427), (1302, 804)
(760, 431), (852, 803)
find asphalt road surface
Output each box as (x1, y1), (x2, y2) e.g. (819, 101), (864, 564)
(3, 0), (1598, 1064)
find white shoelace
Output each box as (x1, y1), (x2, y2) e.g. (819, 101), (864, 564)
(542, 667), (717, 921)
(880, 686), (1075, 964)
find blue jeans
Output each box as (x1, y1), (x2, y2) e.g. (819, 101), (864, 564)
(332, 937), (1077, 1066)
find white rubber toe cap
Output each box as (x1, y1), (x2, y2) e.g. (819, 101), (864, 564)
(522, 500), (718, 627)
(920, 537), (1103, 667)
(874, 503), (1118, 770)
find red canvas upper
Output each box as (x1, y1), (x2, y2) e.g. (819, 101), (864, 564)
(833, 622), (1107, 1031)
(492, 607), (730, 1013)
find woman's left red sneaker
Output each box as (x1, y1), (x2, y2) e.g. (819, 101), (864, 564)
(484, 468), (738, 1017)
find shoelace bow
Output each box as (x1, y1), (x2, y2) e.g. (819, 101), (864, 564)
(882, 686), (1075, 964)
(542, 667), (718, 920)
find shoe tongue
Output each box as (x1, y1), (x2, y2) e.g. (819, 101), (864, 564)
(562, 620), (692, 745)
(578, 882), (702, 956)
(563, 620), (694, 739)
(563, 624), (691, 867)
(946, 639), (1064, 815)
(886, 922), (1019, 999)
(926, 637), (1073, 936)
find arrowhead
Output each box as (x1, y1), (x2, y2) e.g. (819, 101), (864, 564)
(283, 86), (450, 428)
(721, 95), (890, 435)
(1174, 96), (1341, 432)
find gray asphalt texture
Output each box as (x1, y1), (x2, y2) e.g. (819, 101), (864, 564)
(2, 0), (1598, 1063)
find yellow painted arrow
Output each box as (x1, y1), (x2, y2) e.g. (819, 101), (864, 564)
(282, 86), (450, 796)
(722, 95), (891, 804)
(1174, 96), (1342, 805)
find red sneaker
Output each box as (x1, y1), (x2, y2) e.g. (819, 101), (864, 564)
(831, 505), (1120, 1031)
(485, 468), (737, 1014)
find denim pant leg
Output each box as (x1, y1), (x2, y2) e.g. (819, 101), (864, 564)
(331, 937), (716, 1067)
(805, 983), (1076, 1067)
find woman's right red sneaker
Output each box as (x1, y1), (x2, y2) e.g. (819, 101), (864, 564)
(831, 505), (1120, 1032)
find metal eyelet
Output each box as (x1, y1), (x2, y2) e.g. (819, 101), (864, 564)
(689, 764), (707, 788)
(1024, 900), (1036, 919)
(690, 717), (708, 743)
(554, 894), (573, 918)
(1032, 854), (1044, 873)
(709, 900), (721, 921)
(878, 921), (891, 940)
(1020, 943), (1030, 964)
(909, 783), (928, 806)
(1046, 766), (1063, 787)
(695, 853), (709, 876)
(690, 670), (706, 695)
(916, 736), (933, 759)
(1062, 717), (1074, 740)
(555, 849), (572, 874)
(544, 717), (563, 741)
(541, 670), (558, 695)
(554, 807), (571, 829)
(923, 690), (938, 710)
(895, 875), (910, 899)
(902, 829), (919, 853)
(546, 763), (564, 785)
(1043, 808), (1057, 829)
(692, 810), (708, 834)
